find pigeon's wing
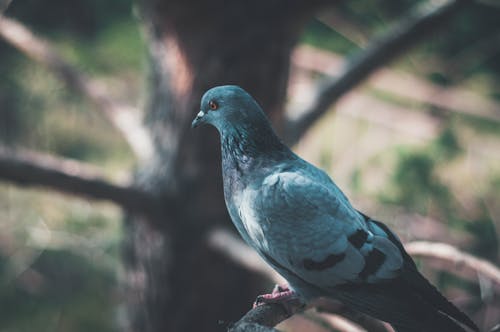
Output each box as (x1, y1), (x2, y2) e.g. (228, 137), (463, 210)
(256, 171), (478, 332)
(257, 170), (404, 286)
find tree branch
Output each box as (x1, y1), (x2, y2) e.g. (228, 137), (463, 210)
(209, 228), (392, 332)
(227, 297), (393, 332)
(292, 45), (500, 126)
(0, 16), (154, 160)
(0, 147), (161, 217)
(228, 303), (300, 332)
(229, 302), (393, 332)
(211, 229), (498, 331)
(285, 0), (471, 144)
(405, 241), (500, 286)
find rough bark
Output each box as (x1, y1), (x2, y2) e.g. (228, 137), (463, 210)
(123, 1), (326, 331)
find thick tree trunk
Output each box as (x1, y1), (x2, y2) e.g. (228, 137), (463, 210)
(123, 1), (324, 331)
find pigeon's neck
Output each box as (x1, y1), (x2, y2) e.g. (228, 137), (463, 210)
(220, 122), (291, 176)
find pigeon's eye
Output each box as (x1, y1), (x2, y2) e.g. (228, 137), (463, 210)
(208, 100), (218, 111)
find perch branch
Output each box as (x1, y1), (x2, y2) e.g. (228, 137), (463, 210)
(209, 228), (391, 332)
(211, 229), (499, 331)
(0, 16), (154, 160)
(405, 241), (500, 286)
(0, 147), (161, 216)
(228, 303), (302, 332)
(285, 0), (471, 144)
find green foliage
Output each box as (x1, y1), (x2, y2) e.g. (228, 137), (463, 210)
(392, 151), (441, 208)
(0, 2), (137, 331)
(381, 128), (462, 215)
(452, 112), (500, 136)
(379, 125), (498, 261)
(0, 3), (142, 166)
(0, 250), (117, 332)
(6, 0), (134, 38)
(301, 19), (359, 55)
(334, 0), (421, 36)
(433, 127), (462, 160)
(304, 1), (500, 87)
(427, 71), (452, 87)
(58, 20), (145, 75)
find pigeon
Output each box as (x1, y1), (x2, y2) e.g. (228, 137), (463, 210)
(192, 85), (479, 332)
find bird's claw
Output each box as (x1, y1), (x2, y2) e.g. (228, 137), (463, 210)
(253, 284), (304, 315)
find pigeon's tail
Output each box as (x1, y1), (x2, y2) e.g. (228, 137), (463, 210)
(331, 267), (478, 332)
(359, 218), (479, 332)
(402, 265), (479, 332)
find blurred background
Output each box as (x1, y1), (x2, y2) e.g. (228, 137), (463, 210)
(0, 0), (499, 331)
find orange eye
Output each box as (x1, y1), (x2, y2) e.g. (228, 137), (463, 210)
(208, 100), (218, 110)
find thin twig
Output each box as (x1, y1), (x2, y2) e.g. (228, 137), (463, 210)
(285, 0), (471, 144)
(406, 241), (500, 286)
(0, 16), (154, 160)
(0, 147), (161, 217)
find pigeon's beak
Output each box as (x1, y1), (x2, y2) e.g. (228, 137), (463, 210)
(191, 110), (206, 129)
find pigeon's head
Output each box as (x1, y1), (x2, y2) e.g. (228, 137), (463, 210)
(191, 85), (267, 132)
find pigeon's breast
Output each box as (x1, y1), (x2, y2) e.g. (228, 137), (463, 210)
(233, 187), (270, 251)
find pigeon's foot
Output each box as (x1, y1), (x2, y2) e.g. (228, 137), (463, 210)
(253, 284), (304, 315)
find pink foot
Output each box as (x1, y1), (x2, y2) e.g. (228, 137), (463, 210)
(253, 284), (304, 314)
